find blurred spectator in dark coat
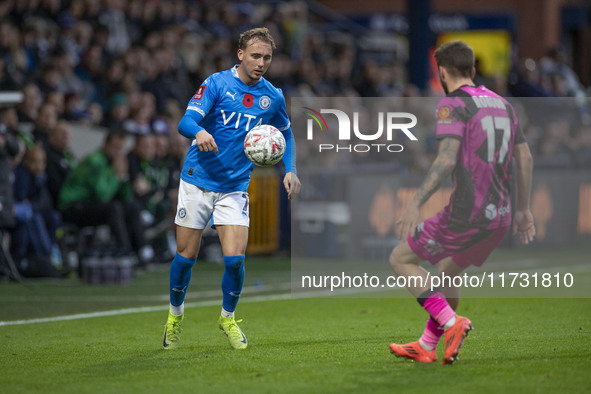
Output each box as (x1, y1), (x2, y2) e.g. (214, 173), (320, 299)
(0, 107), (26, 166)
(11, 143), (62, 268)
(32, 102), (58, 148)
(103, 92), (130, 129)
(0, 58), (21, 91)
(0, 117), (20, 229)
(45, 120), (76, 207)
(15, 83), (42, 124)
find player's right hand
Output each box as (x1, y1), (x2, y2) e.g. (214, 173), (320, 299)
(195, 129), (218, 153)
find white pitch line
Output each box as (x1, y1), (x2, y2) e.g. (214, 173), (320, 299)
(0, 293), (293, 327)
(0, 285), (396, 327)
(1, 283), (293, 303)
(2, 263), (590, 327)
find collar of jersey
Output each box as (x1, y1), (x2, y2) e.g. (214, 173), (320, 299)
(231, 65), (263, 88)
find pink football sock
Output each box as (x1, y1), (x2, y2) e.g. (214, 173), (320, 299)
(422, 291), (456, 327)
(419, 317), (444, 349)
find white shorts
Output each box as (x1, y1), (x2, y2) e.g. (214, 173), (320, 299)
(175, 180), (250, 229)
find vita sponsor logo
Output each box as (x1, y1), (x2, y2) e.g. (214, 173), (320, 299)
(304, 107), (419, 153)
(221, 110), (263, 131)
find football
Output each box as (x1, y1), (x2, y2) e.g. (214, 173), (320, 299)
(243, 124), (286, 167)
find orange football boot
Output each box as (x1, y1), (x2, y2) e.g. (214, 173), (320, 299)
(442, 315), (473, 365)
(389, 341), (437, 363)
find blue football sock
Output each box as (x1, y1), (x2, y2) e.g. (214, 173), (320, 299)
(169, 252), (196, 307)
(221, 255), (245, 313)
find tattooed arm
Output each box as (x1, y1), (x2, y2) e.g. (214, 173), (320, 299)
(395, 137), (461, 239)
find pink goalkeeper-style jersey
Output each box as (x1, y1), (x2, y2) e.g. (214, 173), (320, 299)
(435, 85), (526, 231)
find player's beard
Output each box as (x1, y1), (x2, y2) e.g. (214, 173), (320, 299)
(252, 66), (266, 80)
(439, 72), (449, 95)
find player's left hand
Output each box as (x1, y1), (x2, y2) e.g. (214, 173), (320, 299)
(512, 209), (535, 245)
(283, 172), (301, 200)
(395, 204), (420, 240)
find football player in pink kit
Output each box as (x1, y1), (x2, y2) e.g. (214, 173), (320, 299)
(389, 41), (535, 364)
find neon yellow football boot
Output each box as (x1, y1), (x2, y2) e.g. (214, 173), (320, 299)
(218, 315), (248, 349)
(163, 311), (184, 349)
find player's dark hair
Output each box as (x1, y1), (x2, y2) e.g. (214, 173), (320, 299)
(434, 40), (474, 78)
(238, 27), (276, 50)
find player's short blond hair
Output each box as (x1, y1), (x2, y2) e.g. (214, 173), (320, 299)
(238, 27), (276, 50)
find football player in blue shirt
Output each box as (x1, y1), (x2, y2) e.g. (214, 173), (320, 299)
(163, 27), (301, 350)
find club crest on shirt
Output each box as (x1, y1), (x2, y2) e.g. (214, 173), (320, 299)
(437, 105), (452, 124)
(259, 95), (271, 110)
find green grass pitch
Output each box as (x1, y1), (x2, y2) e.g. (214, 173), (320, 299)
(1, 247), (590, 393)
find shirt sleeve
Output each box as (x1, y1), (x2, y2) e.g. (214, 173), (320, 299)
(509, 104), (526, 145)
(178, 75), (220, 139)
(269, 88), (291, 132)
(435, 97), (466, 141)
(270, 92), (297, 173)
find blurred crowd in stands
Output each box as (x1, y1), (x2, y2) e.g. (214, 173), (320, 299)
(0, 0), (590, 277)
